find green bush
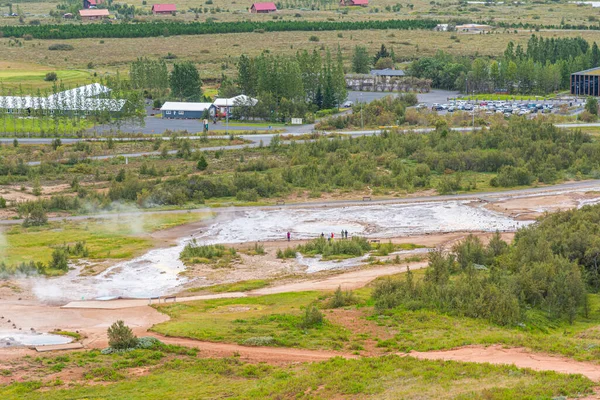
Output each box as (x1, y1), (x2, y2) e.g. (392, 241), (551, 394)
(328, 286), (358, 308)
(242, 336), (276, 346)
(180, 240), (236, 260)
(197, 155), (208, 171)
(276, 248), (297, 259)
(107, 320), (139, 350)
(49, 248), (69, 271)
(297, 236), (371, 258)
(48, 44), (74, 51)
(299, 304), (323, 329)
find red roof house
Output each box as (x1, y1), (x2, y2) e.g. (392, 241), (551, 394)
(340, 0), (369, 5)
(79, 9), (110, 20)
(250, 2), (277, 13)
(83, 0), (104, 9)
(152, 4), (177, 14)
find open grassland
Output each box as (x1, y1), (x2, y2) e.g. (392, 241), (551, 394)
(3, 29), (600, 81)
(0, 61), (93, 93)
(368, 294), (600, 362)
(151, 291), (353, 350)
(0, 212), (210, 265)
(153, 269), (600, 364)
(0, 350), (593, 399)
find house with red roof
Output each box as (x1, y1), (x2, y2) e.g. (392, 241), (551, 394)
(79, 9), (109, 20)
(340, 0), (369, 6)
(83, 0), (104, 9)
(250, 2), (277, 13)
(152, 4), (177, 14)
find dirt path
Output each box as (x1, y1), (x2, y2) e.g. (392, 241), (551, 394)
(410, 345), (600, 381)
(150, 334), (357, 364)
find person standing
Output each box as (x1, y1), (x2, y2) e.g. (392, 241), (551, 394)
(287, 232), (291, 242)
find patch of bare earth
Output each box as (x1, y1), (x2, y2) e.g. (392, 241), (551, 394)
(410, 345), (600, 381)
(486, 191), (600, 220)
(325, 307), (394, 356)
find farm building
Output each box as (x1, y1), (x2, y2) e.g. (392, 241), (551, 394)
(571, 67), (600, 96)
(152, 4), (177, 14)
(0, 84), (126, 115)
(213, 95), (258, 116)
(250, 2), (277, 13)
(340, 0), (369, 6)
(79, 9), (109, 20)
(455, 24), (492, 33)
(370, 69), (405, 77)
(160, 102), (215, 119)
(83, 0), (104, 9)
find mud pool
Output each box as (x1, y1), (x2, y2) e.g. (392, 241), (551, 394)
(29, 200), (530, 303)
(0, 332), (73, 347)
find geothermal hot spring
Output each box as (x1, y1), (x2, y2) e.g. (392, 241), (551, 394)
(29, 200), (530, 303)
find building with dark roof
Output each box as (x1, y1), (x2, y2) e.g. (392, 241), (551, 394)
(571, 67), (600, 96)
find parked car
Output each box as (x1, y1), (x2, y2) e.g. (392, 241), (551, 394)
(342, 101), (354, 107)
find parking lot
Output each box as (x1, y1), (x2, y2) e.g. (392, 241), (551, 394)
(421, 98), (585, 117)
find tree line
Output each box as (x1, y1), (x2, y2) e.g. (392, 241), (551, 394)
(0, 19), (440, 40)
(408, 35), (599, 94)
(373, 228), (586, 326)
(224, 49), (346, 121)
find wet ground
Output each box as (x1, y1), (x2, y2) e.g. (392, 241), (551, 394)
(0, 332), (72, 347)
(22, 199), (527, 303)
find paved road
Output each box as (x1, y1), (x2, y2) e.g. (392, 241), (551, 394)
(2, 179), (599, 226)
(8, 126), (482, 165)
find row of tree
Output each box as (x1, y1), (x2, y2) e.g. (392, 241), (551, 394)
(0, 19), (440, 40)
(129, 58), (205, 101)
(408, 36), (600, 94)
(220, 49), (347, 121)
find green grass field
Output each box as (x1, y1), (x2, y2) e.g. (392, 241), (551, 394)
(0, 63), (94, 93)
(0, 351), (592, 399)
(1, 212), (211, 266)
(151, 291), (352, 350)
(0, 116), (93, 136)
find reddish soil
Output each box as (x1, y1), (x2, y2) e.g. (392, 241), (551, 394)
(410, 345), (600, 381)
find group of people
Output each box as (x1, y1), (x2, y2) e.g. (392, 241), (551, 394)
(320, 230), (350, 241)
(286, 230), (350, 242)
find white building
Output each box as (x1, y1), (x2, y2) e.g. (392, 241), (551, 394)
(0, 84), (125, 115)
(213, 95), (258, 116)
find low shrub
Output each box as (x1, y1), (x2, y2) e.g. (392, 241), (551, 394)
(48, 44), (74, 51)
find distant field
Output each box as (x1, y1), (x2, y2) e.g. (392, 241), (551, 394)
(2, 29), (600, 81)
(1, 0), (597, 28)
